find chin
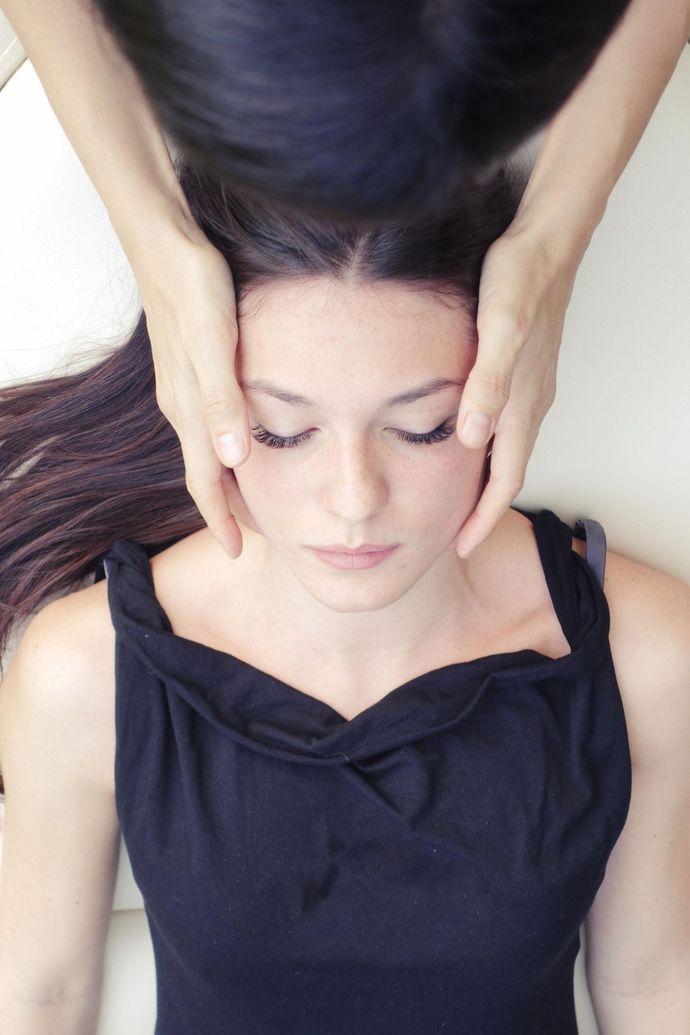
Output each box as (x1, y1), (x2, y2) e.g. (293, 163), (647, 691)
(296, 566), (424, 614)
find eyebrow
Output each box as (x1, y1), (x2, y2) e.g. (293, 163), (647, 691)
(241, 377), (465, 408)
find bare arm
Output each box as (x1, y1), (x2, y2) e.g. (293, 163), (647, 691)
(1, 0), (248, 558)
(516, 0), (690, 248)
(0, 595), (121, 1033)
(584, 552), (690, 1033)
(0, 0), (196, 259)
(456, 0), (690, 557)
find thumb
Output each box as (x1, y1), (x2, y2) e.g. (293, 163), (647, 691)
(195, 329), (250, 468)
(458, 312), (523, 448)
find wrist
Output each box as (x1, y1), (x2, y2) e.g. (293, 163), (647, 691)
(116, 194), (210, 280)
(510, 170), (607, 275)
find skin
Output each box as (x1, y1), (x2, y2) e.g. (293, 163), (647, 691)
(214, 276), (517, 700)
(193, 273), (571, 712)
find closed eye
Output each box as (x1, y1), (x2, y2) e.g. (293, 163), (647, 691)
(250, 420), (457, 449)
(250, 426), (312, 449)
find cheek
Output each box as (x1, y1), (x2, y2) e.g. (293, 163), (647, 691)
(404, 445), (486, 529)
(232, 441), (487, 535)
(232, 453), (304, 530)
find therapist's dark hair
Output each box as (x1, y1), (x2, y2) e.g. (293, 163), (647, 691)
(0, 159), (520, 680)
(92, 0), (631, 219)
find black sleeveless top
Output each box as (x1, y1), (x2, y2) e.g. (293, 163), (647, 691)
(96, 508), (632, 1034)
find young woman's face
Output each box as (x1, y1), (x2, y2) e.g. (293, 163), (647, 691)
(231, 277), (487, 613)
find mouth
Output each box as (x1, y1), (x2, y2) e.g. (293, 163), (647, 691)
(307, 544), (400, 571)
(312, 543), (398, 555)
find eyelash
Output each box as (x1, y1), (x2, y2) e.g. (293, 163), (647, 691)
(250, 420), (457, 449)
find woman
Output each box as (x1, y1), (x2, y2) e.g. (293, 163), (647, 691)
(3, 0), (689, 564)
(0, 163), (688, 1034)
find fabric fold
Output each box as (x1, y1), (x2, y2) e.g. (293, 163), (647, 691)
(100, 508), (610, 764)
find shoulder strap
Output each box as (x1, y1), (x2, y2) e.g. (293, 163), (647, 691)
(573, 518), (607, 588)
(93, 557), (108, 584)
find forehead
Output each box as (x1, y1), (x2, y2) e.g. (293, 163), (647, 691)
(237, 277), (477, 376)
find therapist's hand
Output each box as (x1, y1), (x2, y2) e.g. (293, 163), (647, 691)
(455, 216), (581, 558)
(136, 227), (249, 559)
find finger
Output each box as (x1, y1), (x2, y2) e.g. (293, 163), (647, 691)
(457, 309), (526, 449)
(220, 465), (256, 536)
(193, 321), (251, 469)
(455, 422), (533, 558)
(177, 412), (244, 558)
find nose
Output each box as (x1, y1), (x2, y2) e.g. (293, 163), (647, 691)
(320, 436), (389, 525)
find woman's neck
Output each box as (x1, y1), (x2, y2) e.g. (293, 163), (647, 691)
(152, 510), (564, 717)
(222, 527), (491, 688)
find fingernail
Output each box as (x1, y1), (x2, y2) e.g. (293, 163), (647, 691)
(217, 432), (247, 467)
(461, 412), (491, 449)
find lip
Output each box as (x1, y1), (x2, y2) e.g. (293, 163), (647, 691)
(308, 543), (400, 571)
(313, 543), (398, 555)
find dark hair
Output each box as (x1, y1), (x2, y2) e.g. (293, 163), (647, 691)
(0, 160), (521, 677)
(92, 0), (631, 220)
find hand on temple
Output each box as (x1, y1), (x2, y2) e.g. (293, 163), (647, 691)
(137, 227), (248, 559)
(139, 203), (581, 565)
(455, 213), (580, 558)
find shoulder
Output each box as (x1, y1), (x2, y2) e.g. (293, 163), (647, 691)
(147, 527), (261, 643)
(0, 586), (121, 1001)
(582, 546), (690, 994)
(503, 508), (690, 771)
(19, 580), (116, 681)
(597, 546), (690, 770)
(0, 580), (116, 795)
